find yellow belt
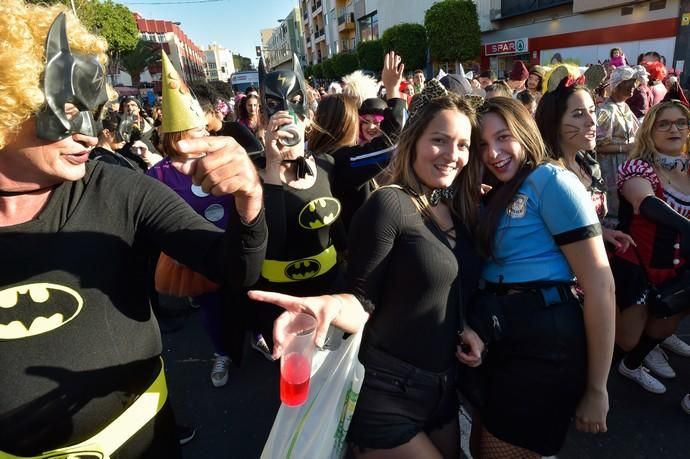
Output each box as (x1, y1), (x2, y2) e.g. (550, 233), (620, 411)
(0, 360), (168, 459)
(261, 244), (337, 283)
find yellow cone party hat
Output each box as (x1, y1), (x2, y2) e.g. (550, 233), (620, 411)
(161, 51), (205, 133)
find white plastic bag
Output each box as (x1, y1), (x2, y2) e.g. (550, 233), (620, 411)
(261, 331), (364, 459)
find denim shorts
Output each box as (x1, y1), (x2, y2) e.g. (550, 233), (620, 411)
(346, 344), (458, 450)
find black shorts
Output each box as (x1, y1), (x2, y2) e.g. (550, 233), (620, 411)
(347, 344), (458, 450)
(480, 289), (587, 456)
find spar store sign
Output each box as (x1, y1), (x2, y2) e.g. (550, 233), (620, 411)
(485, 38), (529, 56)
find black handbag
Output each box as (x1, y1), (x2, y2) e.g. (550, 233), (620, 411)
(633, 246), (690, 318)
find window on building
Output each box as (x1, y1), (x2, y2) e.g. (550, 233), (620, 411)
(501, 0), (571, 18)
(358, 11), (378, 42)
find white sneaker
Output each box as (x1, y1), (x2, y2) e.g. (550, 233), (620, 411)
(661, 334), (690, 357)
(643, 346), (676, 379)
(681, 394), (690, 415)
(211, 353), (231, 387)
(618, 360), (667, 394)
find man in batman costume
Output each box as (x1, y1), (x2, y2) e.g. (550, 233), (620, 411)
(0, 2), (266, 457)
(227, 54), (404, 363)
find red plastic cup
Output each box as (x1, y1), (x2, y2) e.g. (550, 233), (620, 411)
(279, 313), (316, 407)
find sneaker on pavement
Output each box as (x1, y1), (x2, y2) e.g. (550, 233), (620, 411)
(681, 394), (690, 415)
(618, 360), (666, 394)
(178, 425), (196, 445)
(251, 334), (274, 361)
(661, 334), (690, 357)
(211, 353), (231, 387)
(643, 346), (676, 379)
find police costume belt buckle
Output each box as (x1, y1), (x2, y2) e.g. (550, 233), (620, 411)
(0, 360), (168, 459)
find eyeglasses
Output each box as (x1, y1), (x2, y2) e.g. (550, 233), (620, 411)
(655, 119), (690, 131)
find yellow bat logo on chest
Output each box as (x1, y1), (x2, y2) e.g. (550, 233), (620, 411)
(0, 283), (83, 340)
(298, 197), (341, 230)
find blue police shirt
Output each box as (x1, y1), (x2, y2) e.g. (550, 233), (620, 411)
(482, 163), (601, 283)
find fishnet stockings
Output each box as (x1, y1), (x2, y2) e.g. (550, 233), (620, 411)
(478, 428), (540, 459)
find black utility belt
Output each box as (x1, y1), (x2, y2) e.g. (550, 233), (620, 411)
(480, 281), (579, 308)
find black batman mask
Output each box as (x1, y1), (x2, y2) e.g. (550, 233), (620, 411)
(259, 55), (308, 119)
(35, 13), (109, 141)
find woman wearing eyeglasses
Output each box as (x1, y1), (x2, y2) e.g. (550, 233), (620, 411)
(613, 101), (690, 395)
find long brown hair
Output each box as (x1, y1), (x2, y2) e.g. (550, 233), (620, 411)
(535, 79), (591, 162)
(474, 97), (551, 258)
(306, 94), (359, 154)
(383, 92), (480, 228)
(630, 101), (690, 162)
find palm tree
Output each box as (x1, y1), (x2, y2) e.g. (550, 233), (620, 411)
(120, 40), (159, 87)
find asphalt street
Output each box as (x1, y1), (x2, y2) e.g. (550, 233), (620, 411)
(159, 296), (690, 459)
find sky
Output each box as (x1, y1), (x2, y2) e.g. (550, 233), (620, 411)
(120, 0), (299, 66)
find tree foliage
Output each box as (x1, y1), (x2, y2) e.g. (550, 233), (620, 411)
(332, 53), (360, 77)
(84, 0), (139, 56)
(209, 80), (234, 99)
(119, 40), (159, 87)
(321, 58), (335, 80)
(233, 54), (253, 71)
(357, 40), (384, 72)
(425, 0), (481, 62)
(311, 63), (323, 79)
(381, 23), (427, 71)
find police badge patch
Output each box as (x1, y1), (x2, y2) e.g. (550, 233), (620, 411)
(506, 193), (528, 218)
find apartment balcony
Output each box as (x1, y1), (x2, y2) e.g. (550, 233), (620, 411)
(314, 29), (326, 43)
(337, 12), (355, 32)
(311, 0), (322, 17)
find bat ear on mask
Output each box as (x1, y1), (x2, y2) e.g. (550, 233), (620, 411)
(292, 54), (305, 81)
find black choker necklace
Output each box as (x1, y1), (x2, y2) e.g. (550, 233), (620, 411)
(429, 186), (456, 206)
(282, 151), (313, 179)
(0, 185), (56, 196)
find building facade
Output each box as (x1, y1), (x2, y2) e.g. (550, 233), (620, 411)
(204, 43), (235, 82)
(262, 8), (307, 70)
(476, 0), (682, 78)
(125, 13), (205, 93)
(301, 0), (330, 64)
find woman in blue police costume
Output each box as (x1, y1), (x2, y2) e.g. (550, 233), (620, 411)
(250, 92), (485, 458)
(0, 2), (266, 457)
(466, 97), (615, 458)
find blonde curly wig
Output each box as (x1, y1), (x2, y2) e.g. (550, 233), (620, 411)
(0, 0), (109, 150)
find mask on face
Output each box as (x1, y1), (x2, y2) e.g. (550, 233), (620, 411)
(35, 13), (109, 141)
(258, 55), (308, 120)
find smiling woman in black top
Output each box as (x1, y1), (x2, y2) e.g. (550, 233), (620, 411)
(250, 93), (484, 458)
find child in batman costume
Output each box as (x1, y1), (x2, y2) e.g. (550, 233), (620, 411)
(0, 2), (266, 457)
(228, 55), (404, 362)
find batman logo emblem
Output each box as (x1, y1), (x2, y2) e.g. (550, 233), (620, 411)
(285, 259), (321, 280)
(0, 283), (83, 340)
(298, 197), (341, 230)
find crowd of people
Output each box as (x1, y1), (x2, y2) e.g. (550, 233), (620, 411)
(2, 1), (690, 458)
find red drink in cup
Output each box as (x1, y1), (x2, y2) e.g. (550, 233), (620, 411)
(280, 352), (311, 406)
(279, 313), (316, 407)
